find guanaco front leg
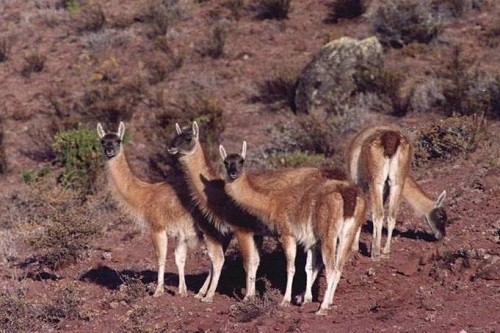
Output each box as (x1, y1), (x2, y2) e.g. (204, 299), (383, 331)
(280, 234), (297, 306)
(235, 231), (259, 301)
(174, 239), (188, 296)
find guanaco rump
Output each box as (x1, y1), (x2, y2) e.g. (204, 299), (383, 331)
(348, 125), (447, 259)
(168, 122), (268, 301)
(97, 122), (222, 301)
(220, 141), (366, 315)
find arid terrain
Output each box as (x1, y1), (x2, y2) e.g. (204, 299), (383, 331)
(0, 0), (499, 332)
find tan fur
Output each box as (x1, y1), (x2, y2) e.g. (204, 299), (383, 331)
(222, 147), (366, 315)
(100, 124), (220, 301)
(176, 140), (262, 301)
(348, 125), (446, 259)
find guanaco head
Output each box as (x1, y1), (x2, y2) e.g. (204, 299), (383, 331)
(219, 141), (246, 181)
(427, 191), (447, 240)
(97, 122), (125, 159)
(168, 121), (199, 156)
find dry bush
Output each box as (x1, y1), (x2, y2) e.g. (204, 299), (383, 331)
(144, 0), (185, 37)
(370, 0), (442, 48)
(0, 290), (39, 332)
(76, 2), (106, 32)
(202, 22), (229, 59)
(225, 0), (245, 20)
(229, 278), (280, 323)
(0, 118), (6, 174)
(27, 202), (103, 270)
(83, 29), (133, 52)
(253, 67), (298, 110)
(265, 152), (326, 168)
(254, 0), (292, 20)
(440, 47), (498, 118)
(146, 50), (183, 85)
(78, 58), (137, 124)
(112, 275), (149, 304)
(483, 16), (500, 48)
(407, 77), (445, 113)
(21, 50), (46, 78)
(122, 305), (171, 333)
(0, 36), (10, 62)
(39, 284), (91, 325)
(325, 0), (366, 23)
(412, 115), (487, 166)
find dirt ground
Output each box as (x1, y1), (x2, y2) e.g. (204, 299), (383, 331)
(0, 1), (499, 332)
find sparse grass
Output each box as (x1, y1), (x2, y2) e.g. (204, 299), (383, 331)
(325, 0), (366, 23)
(21, 166), (51, 185)
(203, 22), (229, 59)
(115, 275), (149, 304)
(412, 114), (487, 166)
(371, 0), (442, 48)
(229, 278), (280, 323)
(21, 50), (46, 78)
(255, 0), (292, 20)
(0, 36), (10, 62)
(52, 128), (103, 193)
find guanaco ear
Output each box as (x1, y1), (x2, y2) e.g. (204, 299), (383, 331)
(241, 141), (247, 159)
(117, 122), (126, 141)
(97, 123), (105, 139)
(435, 190), (446, 208)
(219, 145), (227, 160)
(175, 123), (182, 135)
(192, 121), (199, 141)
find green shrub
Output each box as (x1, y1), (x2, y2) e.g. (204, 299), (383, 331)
(21, 167), (51, 185)
(371, 0), (441, 48)
(412, 115), (487, 166)
(255, 0), (292, 20)
(52, 128), (102, 193)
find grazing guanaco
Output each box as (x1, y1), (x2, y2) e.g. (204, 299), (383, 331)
(97, 122), (222, 301)
(220, 141), (366, 315)
(347, 125), (447, 259)
(168, 122), (267, 301)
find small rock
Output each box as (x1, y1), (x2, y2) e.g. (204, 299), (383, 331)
(109, 301), (119, 309)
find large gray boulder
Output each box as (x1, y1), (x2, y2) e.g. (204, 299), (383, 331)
(295, 37), (384, 118)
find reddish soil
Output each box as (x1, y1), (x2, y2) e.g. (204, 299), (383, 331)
(1, 1), (499, 332)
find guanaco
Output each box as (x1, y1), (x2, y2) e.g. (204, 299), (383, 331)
(168, 122), (268, 301)
(347, 125), (447, 259)
(220, 141), (366, 315)
(97, 122), (222, 301)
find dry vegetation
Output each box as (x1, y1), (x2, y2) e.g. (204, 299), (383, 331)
(0, 0), (498, 331)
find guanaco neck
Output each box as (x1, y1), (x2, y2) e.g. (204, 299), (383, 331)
(225, 172), (273, 223)
(178, 141), (216, 206)
(403, 175), (434, 217)
(107, 148), (151, 214)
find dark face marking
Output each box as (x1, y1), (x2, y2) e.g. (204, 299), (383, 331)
(223, 154), (245, 181)
(100, 133), (121, 159)
(168, 131), (196, 156)
(429, 206), (447, 239)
